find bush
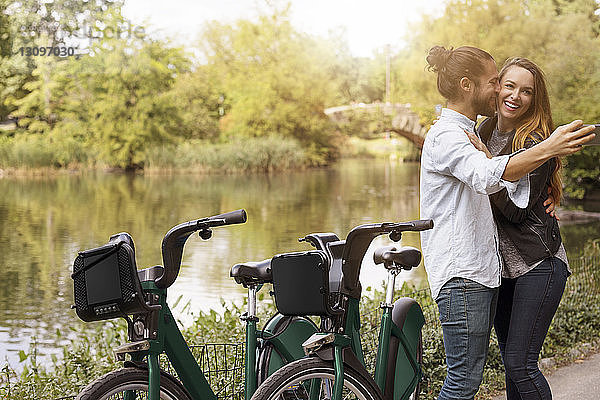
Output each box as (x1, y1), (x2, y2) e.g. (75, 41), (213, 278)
(0, 134), (309, 173)
(144, 136), (309, 173)
(0, 132), (89, 169)
(8, 134), (55, 168)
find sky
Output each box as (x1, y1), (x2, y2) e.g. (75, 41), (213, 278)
(121, 0), (447, 58)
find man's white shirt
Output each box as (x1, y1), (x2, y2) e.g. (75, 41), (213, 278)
(419, 108), (529, 300)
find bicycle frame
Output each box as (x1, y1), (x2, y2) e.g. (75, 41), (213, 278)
(330, 269), (424, 399)
(300, 221), (431, 400)
(117, 278), (317, 400)
(122, 280), (217, 400)
(301, 284), (423, 400)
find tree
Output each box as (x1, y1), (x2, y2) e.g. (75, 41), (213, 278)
(0, 0), (125, 120)
(167, 66), (222, 141)
(69, 39), (190, 168)
(198, 6), (352, 162)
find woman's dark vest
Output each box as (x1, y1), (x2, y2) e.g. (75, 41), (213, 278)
(478, 116), (562, 265)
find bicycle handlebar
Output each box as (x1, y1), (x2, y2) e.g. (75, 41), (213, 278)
(404, 219), (434, 231)
(212, 209), (248, 225)
(155, 209), (247, 289)
(340, 219), (433, 298)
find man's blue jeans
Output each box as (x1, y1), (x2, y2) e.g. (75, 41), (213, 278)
(436, 278), (499, 400)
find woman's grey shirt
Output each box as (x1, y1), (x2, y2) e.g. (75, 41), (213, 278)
(487, 126), (568, 279)
(419, 108), (529, 300)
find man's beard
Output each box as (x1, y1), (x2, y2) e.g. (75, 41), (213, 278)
(471, 88), (496, 117)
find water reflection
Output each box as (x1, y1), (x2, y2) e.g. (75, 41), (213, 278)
(0, 159), (424, 368)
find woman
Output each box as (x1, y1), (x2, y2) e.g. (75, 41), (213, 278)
(473, 57), (569, 400)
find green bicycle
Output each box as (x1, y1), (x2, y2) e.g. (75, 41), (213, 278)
(71, 209), (317, 400)
(251, 219), (434, 400)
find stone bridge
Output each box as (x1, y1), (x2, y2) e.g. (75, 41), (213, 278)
(324, 102), (427, 148)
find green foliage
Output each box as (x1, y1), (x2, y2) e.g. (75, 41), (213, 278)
(0, 129), (88, 168)
(0, 1), (197, 170)
(80, 40), (190, 168)
(167, 67), (222, 140)
(0, 132), (54, 167)
(198, 6), (353, 161)
(562, 146), (600, 199)
(583, 237), (600, 257)
(2, 2), (387, 170)
(0, 322), (127, 400)
(144, 136), (307, 172)
(388, 0), (600, 198)
(0, 0), (124, 120)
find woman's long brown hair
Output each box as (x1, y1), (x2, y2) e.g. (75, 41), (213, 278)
(499, 57), (563, 204)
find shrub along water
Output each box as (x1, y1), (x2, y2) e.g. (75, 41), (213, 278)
(0, 134), (309, 173)
(144, 136), (308, 173)
(1, 248), (599, 400)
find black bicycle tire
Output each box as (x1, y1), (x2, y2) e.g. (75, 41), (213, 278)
(76, 367), (192, 400)
(250, 357), (382, 400)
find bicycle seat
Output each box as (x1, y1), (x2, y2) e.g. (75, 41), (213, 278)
(373, 246), (421, 270)
(230, 259), (272, 287)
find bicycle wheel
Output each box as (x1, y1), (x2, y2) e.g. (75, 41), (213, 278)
(76, 367), (192, 400)
(251, 357), (381, 400)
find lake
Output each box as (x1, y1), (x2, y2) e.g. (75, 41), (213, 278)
(0, 158), (598, 370)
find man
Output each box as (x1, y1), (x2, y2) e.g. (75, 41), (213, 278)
(419, 45), (594, 400)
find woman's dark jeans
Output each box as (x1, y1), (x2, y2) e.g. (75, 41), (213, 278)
(494, 257), (568, 400)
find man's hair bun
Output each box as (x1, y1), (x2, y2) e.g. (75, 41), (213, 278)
(426, 46), (453, 72)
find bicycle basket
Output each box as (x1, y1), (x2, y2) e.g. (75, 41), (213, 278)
(271, 250), (336, 316)
(71, 233), (147, 322)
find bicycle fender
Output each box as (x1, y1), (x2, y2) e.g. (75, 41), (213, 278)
(262, 315), (318, 358)
(386, 298), (425, 400)
(313, 346), (383, 399)
(391, 297), (425, 333)
(120, 363), (192, 398)
(258, 315), (318, 382)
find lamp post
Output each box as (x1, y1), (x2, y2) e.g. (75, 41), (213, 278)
(385, 44), (391, 104)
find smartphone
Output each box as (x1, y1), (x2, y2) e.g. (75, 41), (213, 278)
(583, 124), (600, 146)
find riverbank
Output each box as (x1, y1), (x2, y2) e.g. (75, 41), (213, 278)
(0, 134), (422, 178)
(0, 135), (314, 174)
(556, 208), (600, 224)
(3, 259), (599, 400)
